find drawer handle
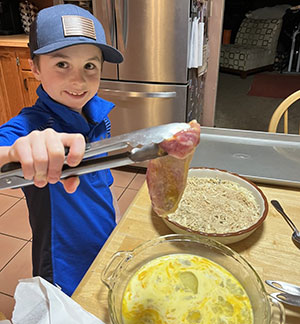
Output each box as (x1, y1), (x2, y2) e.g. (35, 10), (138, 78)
(99, 89), (176, 98)
(23, 78), (28, 91)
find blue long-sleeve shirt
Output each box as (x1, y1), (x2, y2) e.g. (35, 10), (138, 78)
(0, 86), (116, 295)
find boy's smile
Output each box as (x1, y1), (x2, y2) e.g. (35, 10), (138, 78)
(30, 44), (103, 113)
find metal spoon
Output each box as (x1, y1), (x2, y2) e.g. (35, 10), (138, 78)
(271, 200), (300, 249)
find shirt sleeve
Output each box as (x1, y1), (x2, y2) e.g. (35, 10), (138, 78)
(0, 113), (34, 146)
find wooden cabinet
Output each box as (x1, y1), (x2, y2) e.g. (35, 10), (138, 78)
(22, 70), (40, 107)
(0, 45), (39, 124)
(18, 49), (40, 107)
(0, 61), (9, 126)
(0, 47), (25, 122)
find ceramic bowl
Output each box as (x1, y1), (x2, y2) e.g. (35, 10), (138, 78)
(163, 167), (268, 245)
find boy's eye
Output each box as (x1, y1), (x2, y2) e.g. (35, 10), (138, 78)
(56, 61), (68, 68)
(85, 62), (96, 70)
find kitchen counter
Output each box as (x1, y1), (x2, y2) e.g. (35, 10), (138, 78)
(0, 34), (28, 47)
(72, 181), (300, 323)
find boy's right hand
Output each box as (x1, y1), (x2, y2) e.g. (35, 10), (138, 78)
(7, 129), (86, 193)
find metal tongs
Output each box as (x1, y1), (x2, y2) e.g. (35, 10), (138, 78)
(0, 122), (190, 190)
(266, 280), (300, 307)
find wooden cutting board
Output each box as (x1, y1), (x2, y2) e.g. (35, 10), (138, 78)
(72, 182), (300, 323)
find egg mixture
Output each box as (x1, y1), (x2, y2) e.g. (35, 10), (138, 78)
(122, 253), (253, 324)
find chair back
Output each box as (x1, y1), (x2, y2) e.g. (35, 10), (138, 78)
(268, 90), (300, 134)
(235, 18), (282, 51)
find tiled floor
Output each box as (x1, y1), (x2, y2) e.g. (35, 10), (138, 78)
(0, 169), (146, 320)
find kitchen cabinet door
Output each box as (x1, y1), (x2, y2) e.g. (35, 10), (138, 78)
(17, 48), (39, 107)
(0, 61), (9, 125)
(21, 70), (39, 107)
(0, 48), (25, 121)
(0, 46), (39, 124)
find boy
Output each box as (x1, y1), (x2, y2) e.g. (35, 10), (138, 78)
(0, 4), (123, 296)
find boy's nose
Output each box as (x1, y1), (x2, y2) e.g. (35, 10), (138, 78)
(70, 69), (85, 84)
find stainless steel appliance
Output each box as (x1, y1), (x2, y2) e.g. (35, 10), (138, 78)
(94, 0), (192, 137)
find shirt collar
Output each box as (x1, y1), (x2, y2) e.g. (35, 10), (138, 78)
(36, 85), (115, 128)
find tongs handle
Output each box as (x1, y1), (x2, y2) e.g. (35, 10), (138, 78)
(0, 144), (165, 189)
(1, 161), (21, 173)
(0, 146), (71, 173)
(58, 143), (164, 178)
(1, 146), (72, 173)
(0, 122), (190, 175)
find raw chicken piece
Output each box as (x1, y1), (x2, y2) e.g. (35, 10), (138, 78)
(146, 120), (200, 216)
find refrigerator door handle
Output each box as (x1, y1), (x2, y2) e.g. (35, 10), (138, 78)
(123, 0), (128, 48)
(115, 0), (128, 51)
(98, 0), (115, 46)
(100, 89), (177, 98)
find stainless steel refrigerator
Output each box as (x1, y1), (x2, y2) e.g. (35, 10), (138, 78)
(94, 0), (192, 137)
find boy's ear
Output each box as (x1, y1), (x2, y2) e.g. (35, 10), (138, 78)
(28, 59), (41, 81)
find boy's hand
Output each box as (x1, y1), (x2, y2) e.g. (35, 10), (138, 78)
(8, 129), (86, 193)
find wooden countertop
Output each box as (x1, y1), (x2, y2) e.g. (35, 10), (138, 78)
(0, 34), (28, 47)
(72, 182), (300, 323)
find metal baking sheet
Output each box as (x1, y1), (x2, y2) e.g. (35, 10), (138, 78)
(191, 127), (300, 188)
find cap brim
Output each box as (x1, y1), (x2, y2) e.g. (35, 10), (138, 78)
(98, 43), (123, 63)
(33, 40), (123, 63)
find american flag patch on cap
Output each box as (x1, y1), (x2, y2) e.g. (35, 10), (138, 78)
(62, 15), (96, 40)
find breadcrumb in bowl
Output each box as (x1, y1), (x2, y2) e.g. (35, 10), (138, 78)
(163, 167), (268, 245)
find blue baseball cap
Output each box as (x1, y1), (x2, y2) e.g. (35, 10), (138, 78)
(29, 4), (123, 63)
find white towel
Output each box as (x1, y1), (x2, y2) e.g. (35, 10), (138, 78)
(10, 277), (105, 324)
(188, 17), (205, 68)
(198, 22), (204, 67)
(188, 17), (198, 68)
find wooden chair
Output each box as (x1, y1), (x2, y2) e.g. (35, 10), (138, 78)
(268, 90), (300, 134)
(0, 312), (7, 320)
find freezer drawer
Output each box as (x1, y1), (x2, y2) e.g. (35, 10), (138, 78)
(99, 81), (188, 137)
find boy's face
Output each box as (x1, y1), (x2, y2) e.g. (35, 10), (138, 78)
(30, 44), (103, 113)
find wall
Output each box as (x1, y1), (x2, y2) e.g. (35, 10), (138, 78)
(224, 0), (300, 42)
(248, 0), (300, 10)
(202, 0), (225, 126)
(30, 0), (53, 10)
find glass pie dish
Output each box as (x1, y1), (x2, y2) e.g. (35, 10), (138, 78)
(102, 234), (285, 324)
